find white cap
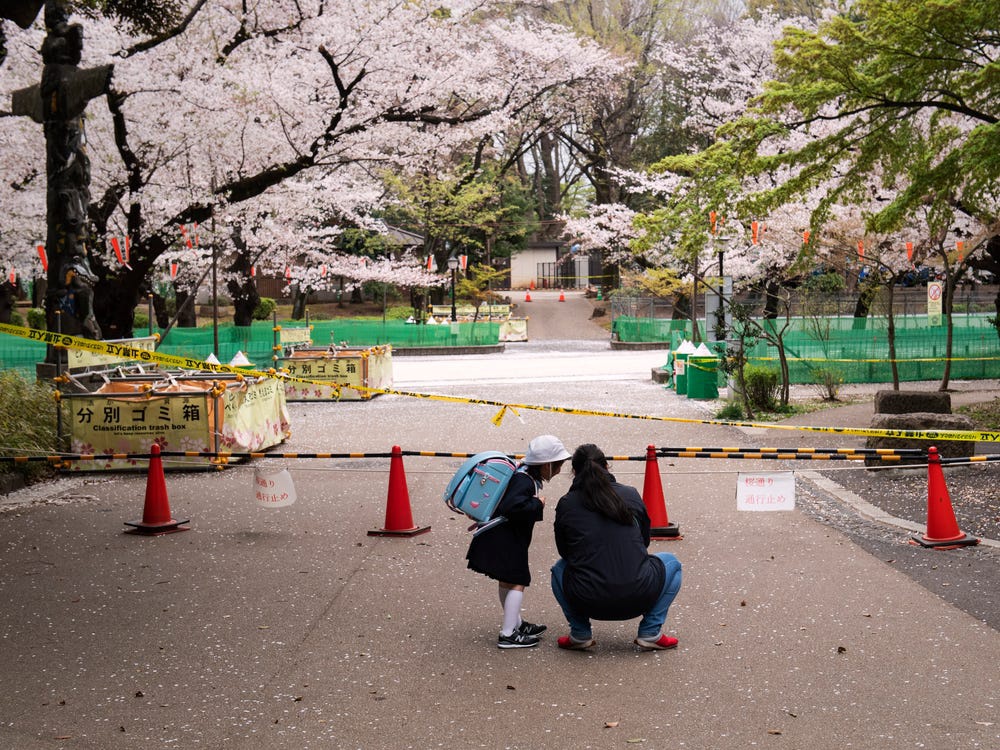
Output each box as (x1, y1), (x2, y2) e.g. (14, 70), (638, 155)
(523, 435), (571, 465)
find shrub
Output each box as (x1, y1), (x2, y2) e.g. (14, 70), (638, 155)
(386, 305), (417, 320)
(715, 400), (744, 420)
(811, 367), (843, 401)
(743, 365), (780, 412)
(27, 307), (46, 330)
(0, 372), (59, 485)
(133, 312), (150, 330)
(10, 309), (24, 327)
(253, 297), (277, 321)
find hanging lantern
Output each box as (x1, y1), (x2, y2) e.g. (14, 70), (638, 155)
(180, 224), (192, 249)
(459, 254), (468, 270)
(906, 241), (914, 261)
(250, 265), (256, 278)
(709, 211), (718, 235)
(802, 230), (810, 245)
(321, 264), (328, 278)
(8, 269), (16, 285)
(285, 266), (292, 280)
(170, 262), (179, 280)
(956, 240), (964, 262)
(857, 240), (865, 260)
(111, 237), (126, 265)
(37, 245), (48, 272)
(751, 221), (759, 245)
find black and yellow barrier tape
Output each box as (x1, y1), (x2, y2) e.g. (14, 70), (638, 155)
(3, 322), (999, 443)
(0, 447), (919, 464)
(656, 446), (925, 456)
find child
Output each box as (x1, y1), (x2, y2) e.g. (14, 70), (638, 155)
(466, 435), (570, 648)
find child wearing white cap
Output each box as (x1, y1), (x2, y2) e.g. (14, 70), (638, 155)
(466, 434), (571, 648)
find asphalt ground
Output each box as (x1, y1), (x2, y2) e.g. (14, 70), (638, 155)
(1, 289), (998, 749)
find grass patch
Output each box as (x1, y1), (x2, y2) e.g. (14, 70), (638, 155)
(956, 398), (1000, 430)
(0, 371), (59, 487)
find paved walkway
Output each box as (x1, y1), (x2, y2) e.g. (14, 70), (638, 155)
(1, 291), (998, 749)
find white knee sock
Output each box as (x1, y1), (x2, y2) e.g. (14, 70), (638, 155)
(500, 588), (524, 636)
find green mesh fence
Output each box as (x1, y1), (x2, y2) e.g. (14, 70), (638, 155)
(617, 314), (1000, 384)
(0, 319), (500, 377)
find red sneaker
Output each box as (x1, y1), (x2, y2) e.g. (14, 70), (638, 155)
(634, 634), (678, 651)
(557, 635), (595, 650)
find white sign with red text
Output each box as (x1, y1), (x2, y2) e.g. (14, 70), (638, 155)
(736, 472), (795, 511)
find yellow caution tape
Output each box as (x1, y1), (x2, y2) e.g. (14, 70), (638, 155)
(750, 355), (1000, 364)
(2, 322), (998, 442)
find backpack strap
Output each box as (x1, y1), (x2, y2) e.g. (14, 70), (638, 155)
(470, 515), (508, 537)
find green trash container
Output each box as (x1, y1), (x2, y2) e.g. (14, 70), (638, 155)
(673, 341), (696, 394)
(686, 356), (719, 399)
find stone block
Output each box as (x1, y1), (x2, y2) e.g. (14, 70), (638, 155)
(865, 412), (975, 463)
(873, 390), (951, 415)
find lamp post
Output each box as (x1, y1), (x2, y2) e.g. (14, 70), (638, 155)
(447, 255), (459, 322)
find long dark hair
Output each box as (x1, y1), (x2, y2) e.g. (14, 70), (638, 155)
(571, 444), (634, 525)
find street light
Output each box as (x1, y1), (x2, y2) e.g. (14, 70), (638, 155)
(447, 255), (459, 322)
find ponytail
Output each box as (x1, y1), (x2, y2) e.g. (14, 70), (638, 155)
(570, 444), (634, 525)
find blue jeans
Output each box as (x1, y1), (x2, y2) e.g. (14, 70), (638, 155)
(550, 553), (682, 640)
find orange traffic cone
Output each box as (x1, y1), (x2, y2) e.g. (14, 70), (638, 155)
(558, 290), (565, 302)
(124, 444), (189, 535)
(524, 290), (532, 302)
(368, 446), (431, 537)
(910, 446), (978, 549)
(529, 279), (535, 290)
(641, 445), (680, 540)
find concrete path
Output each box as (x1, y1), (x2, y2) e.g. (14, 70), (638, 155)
(1, 290), (997, 749)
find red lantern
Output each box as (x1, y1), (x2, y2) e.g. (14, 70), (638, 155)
(111, 237), (126, 265)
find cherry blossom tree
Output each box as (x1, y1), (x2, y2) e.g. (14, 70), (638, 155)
(1, 0), (622, 336)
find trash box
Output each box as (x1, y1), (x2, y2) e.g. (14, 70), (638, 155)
(686, 356), (719, 399)
(673, 340), (696, 394)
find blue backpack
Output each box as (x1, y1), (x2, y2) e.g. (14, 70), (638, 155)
(443, 451), (520, 523)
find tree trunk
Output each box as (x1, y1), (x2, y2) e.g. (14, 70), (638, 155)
(940, 275), (957, 391)
(885, 283), (900, 390)
(762, 280), (780, 320)
(0, 281), (17, 323)
(174, 286), (198, 327)
(852, 278), (877, 330)
(92, 270), (139, 339)
(225, 228), (259, 326)
(152, 292), (170, 328)
(291, 286), (309, 320)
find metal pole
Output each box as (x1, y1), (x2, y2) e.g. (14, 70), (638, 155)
(450, 267), (457, 322)
(212, 237), (219, 356)
(55, 310), (63, 450)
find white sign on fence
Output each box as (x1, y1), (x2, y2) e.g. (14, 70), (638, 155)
(736, 471), (795, 511)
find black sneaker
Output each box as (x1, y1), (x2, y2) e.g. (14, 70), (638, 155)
(497, 631), (540, 649)
(517, 620), (547, 637)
